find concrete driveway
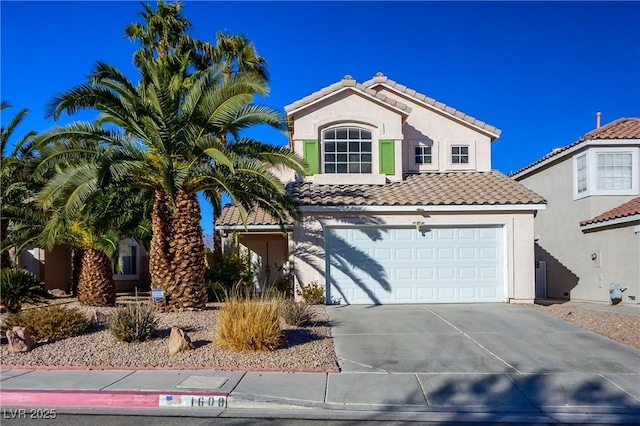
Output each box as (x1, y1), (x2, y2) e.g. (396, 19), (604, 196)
(327, 303), (639, 375)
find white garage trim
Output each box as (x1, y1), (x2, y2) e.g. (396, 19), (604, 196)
(325, 224), (507, 305)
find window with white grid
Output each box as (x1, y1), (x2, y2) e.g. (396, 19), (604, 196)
(323, 127), (372, 174)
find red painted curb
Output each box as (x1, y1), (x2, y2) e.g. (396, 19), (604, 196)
(0, 364), (339, 373)
(0, 389), (229, 408)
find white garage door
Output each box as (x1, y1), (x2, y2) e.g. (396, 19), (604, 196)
(326, 226), (504, 304)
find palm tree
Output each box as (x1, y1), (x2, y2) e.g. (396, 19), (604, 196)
(38, 56), (305, 310)
(213, 31), (269, 83)
(0, 102), (37, 268)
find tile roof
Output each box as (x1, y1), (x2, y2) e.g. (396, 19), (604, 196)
(287, 171), (546, 207)
(216, 205), (293, 227)
(511, 117), (640, 177)
(284, 75), (412, 115)
(580, 196), (640, 227)
(362, 72), (501, 137)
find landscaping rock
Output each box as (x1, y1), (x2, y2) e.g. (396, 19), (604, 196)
(48, 289), (68, 298)
(6, 327), (34, 353)
(87, 309), (110, 325)
(167, 327), (195, 355)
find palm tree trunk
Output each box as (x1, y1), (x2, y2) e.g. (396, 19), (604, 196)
(150, 189), (207, 311)
(77, 249), (116, 307)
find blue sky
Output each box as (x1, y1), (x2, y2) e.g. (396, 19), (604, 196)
(2, 1), (639, 235)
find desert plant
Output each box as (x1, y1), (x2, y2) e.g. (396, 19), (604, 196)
(280, 300), (314, 327)
(297, 281), (325, 305)
(215, 296), (282, 351)
(109, 303), (159, 343)
(1, 305), (92, 342)
(206, 281), (230, 303)
(0, 268), (48, 313)
(205, 244), (256, 291)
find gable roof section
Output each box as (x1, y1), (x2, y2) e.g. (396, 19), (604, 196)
(287, 171), (545, 207)
(580, 196), (640, 230)
(284, 75), (412, 117)
(511, 118), (640, 178)
(362, 72), (501, 139)
(216, 205), (293, 229)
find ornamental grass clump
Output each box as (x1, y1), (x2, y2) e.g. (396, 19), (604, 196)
(280, 300), (314, 327)
(1, 305), (92, 342)
(215, 296), (282, 351)
(0, 269), (48, 313)
(109, 303), (159, 343)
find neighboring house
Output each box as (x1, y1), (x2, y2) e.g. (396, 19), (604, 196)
(216, 73), (545, 305)
(19, 239), (150, 293)
(512, 117), (640, 305)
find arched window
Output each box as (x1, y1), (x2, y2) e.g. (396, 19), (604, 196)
(323, 127), (372, 174)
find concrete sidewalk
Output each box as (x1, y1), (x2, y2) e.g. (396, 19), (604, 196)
(1, 368), (639, 423)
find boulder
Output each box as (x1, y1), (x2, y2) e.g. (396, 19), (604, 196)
(6, 327), (34, 353)
(87, 309), (110, 325)
(167, 327), (195, 355)
(48, 289), (68, 298)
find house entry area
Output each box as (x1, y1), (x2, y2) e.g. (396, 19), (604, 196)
(325, 225), (504, 305)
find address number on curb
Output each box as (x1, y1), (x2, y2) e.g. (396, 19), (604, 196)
(159, 394), (227, 408)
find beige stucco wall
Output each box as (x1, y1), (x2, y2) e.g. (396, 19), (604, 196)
(19, 245), (73, 293)
(290, 90), (405, 183)
(292, 210), (536, 304)
(374, 87), (494, 172)
(518, 154), (640, 304)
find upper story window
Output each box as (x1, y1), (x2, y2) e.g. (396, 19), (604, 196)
(451, 146), (469, 164)
(414, 145), (432, 164)
(573, 148), (639, 199)
(323, 127), (372, 174)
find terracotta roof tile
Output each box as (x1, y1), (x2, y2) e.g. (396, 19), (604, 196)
(286, 172), (545, 207)
(284, 75), (412, 115)
(216, 205), (293, 227)
(511, 118), (640, 177)
(361, 73), (501, 137)
(580, 196), (640, 227)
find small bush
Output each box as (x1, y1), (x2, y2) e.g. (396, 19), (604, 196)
(297, 281), (325, 305)
(215, 297), (282, 351)
(281, 300), (314, 327)
(205, 243), (256, 290)
(1, 305), (92, 342)
(110, 303), (159, 343)
(1, 269), (48, 313)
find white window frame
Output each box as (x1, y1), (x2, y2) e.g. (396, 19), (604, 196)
(409, 140), (438, 171)
(321, 125), (374, 175)
(451, 145), (469, 164)
(573, 147), (639, 199)
(113, 239), (140, 280)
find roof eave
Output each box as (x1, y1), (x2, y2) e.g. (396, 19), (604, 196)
(284, 86), (410, 118)
(366, 82), (502, 140)
(580, 214), (640, 232)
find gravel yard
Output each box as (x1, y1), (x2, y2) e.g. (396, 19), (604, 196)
(0, 301), (339, 371)
(2, 299), (637, 371)
(521, 303), (640, 350)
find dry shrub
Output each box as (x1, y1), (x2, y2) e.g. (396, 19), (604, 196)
(110, 303), (159, 343)
(1, 305), (92, 342)
(215, 296), (282, 351)
(281, 300), (314, 327)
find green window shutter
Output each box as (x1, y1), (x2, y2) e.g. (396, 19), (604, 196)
(303, 139), (319, 175)
(379, 139), (395, 175)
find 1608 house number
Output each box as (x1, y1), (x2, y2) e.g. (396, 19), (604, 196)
(3, 409), (57, 419)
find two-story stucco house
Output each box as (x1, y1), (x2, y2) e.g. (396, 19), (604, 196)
(216, 73), (545, 305)
(512, 117), (640, 305)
